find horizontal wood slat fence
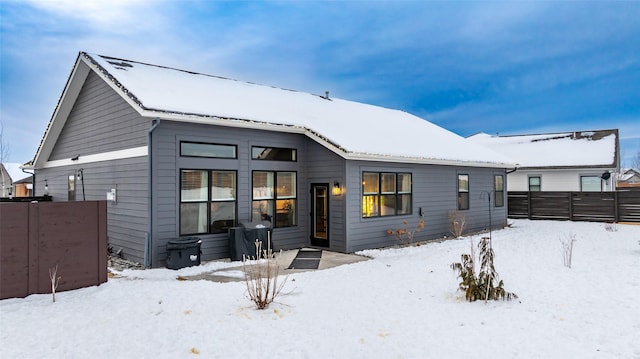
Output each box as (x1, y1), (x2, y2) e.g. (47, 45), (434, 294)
(508, 191), (640, 223)
(0, 201), (107, 300)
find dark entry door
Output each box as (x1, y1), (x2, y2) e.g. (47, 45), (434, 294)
(311, 184), (329, 247)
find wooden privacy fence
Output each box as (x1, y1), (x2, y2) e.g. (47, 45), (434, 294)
(0, 201), (107, 300)
(508, 191), (640, 223)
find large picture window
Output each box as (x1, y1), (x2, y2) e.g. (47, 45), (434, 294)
(362, 172), (412, 218)
(494, 175), (504, 207)
(580, 175), (601, 192)
(457, 174), (469, 210)
(252, 171), (297, 227)
(180, 169), (236, 235)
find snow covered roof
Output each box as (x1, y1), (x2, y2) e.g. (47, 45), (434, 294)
(1, 162), (31, 182)
(467, 130), (619, 169)
(34, 52), (515, 168)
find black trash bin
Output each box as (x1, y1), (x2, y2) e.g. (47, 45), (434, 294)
(228, 221), (272, 261)
(166, 237), (202, 269)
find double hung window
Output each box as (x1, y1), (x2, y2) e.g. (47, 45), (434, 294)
(529, 176), (541, 192)
(494, 175), (504, 207)
(457, 174), (469, 210)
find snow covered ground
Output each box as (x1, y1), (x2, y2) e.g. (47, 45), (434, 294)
(1, 219), (639, 359)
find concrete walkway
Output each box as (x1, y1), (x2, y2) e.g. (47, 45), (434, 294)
(182, 249), (370, 283)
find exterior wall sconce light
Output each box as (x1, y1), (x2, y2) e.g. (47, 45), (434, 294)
(44, 179), (49, 195)
(332, 181), (342, 196)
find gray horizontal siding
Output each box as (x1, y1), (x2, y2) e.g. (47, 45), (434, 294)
(35, 156), (149, 264)
(306, 140), (347, 253)
(150, 121), (311, 266)
(36, 69), (151, 264)
(345, 161), (507, 253)
(49, 71), (150, 161)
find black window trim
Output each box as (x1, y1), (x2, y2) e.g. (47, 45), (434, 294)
(179, 141), (238, 159)
(179, 168), (238, 236)
(251, 170), (298, 228)
(494, 174), (505, 208)
(528, 175), (541, 192)
(457, 173), (470, 211)
(251, 145), (298, 162)
(362, 171), (413, 218)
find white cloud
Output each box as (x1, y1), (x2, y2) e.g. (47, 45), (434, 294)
(23, 0), (167, 35)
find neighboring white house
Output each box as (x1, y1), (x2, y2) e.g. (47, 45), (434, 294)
(617, 168), (640, 188)
(1, 162), (32, 197)
(468, 129), (619, 192)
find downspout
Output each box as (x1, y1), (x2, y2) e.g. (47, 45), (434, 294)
(21, 168), (35, 196)
(145, 118), (161, 268)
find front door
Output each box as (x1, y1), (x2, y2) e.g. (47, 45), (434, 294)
(310, 184), (329, 247)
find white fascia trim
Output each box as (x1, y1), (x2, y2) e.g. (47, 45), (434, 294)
(41, 146), (148, 168)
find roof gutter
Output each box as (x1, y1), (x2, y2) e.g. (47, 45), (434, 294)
(20, 168), (35, 196)
(145, 118), (160, 268)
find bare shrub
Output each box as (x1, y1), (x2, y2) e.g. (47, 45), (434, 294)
(386, 218), (425, 245)
(451, 237), (517, 302)
(449, 211), (466, 238)
(560, 233), (576, 268)
(243, 233), (288, 310)
(604, 223), (618, 232)
(49, 265), (61, 303)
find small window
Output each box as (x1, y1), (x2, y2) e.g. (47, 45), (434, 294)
(397, 173), (412, 215)
(68, 174), (76, 201)
(529, 176), (541, 192)
(180, 142), (236, 158)
(494, 175), (504, 207)
(362, 172), (412, 218)
(581, 176), (601, 192)
(252, 146), (297, 161)
(457, 174), (469, 210)
(252, 171), (297, 227)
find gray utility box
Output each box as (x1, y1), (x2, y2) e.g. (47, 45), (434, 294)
(228, 221), (272, 261)
(166, 237), (202, 269)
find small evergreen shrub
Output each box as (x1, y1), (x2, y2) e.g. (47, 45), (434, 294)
(451, 237), (517, 302)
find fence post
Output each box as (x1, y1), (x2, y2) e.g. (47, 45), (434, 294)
(614, 191), (619, 222)
(98, 201), (108, 283)
(27, 202), (39, 295)
(568, 192), (572, 221)
(527, 191), (532, 219)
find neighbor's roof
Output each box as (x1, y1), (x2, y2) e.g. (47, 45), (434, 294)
(467, 129), (619, 169)
(34, 52), (515, 168)
(1, 163), (31, 182)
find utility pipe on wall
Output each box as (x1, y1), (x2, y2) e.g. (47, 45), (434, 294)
(145, 118), (161, 268)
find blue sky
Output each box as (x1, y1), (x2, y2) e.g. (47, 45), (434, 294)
(1, 0), (639, 167)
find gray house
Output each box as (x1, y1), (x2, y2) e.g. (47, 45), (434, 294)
(30, 52), (514, 267)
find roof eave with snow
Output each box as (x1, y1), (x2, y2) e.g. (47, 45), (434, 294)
(33, 51), (516, 169)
